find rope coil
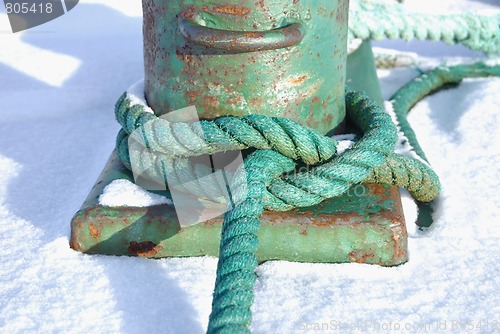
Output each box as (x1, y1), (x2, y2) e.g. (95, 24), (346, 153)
(115, 87), (440, 209)
(115, 87), (440, 332)
(114, 52), (500, 334)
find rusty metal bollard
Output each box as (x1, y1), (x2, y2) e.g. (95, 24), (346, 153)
(70, 0), (408, 268)
(143, 0), (349, 134)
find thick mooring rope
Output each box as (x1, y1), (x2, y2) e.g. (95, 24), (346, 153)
(390, 62), (500, 163)
(114, 62), (498, 333)
(384, 62), (500, 228)
(115, 90), (439, 208)
(115, 90), (437, 332)
(349, 0), (500, 55)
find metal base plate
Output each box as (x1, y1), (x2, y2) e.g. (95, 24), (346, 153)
(70, 152), (408, 266)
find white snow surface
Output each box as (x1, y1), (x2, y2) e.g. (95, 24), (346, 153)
(1, 1), (499, 333)
(99, 179), (171, 207)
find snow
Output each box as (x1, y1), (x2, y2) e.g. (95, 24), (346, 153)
(99, 179), (172, 207)
(384, 101), (430, 167)
(1, 0), (499, 333)
(332, 134), (356, 155)
(126, 80), (154, 114)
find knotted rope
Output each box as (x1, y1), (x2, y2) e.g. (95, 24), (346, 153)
(114, 62), (498, 333)
(115, 89), (439, 209)
(349, 0), (500, 55)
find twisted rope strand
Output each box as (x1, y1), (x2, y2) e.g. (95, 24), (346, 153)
(206, 63), (500, 332)
(115, 87), (338, 166)
(113, 89), (438, 333)
(113, 62), (500, 333)
(349, 0), (500, 55)
(390, 63), (500, 163)
(116, 90), (437, 211)
(208, 151), (294, 333)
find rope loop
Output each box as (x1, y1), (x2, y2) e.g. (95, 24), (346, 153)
(112, 62), (500, 333)
(113, 83), (440, 333)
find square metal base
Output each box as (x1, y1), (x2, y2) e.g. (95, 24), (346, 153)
(70, 152), (408, 266)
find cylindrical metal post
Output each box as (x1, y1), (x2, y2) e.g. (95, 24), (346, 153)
(143, 0), (349, 134)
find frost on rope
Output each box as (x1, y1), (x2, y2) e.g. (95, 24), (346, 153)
(372, 47), (419, 68)
(99, 179), (172, 207)
(126, 80), (154, 114)
(384, 100), (430, 166)
(332, 134), (356, 155)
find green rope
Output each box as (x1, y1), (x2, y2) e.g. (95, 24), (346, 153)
(208, 150), (293, 334)
(112, 62), (499, 332)
(115, 91), (438, 209)
(205, 91), (421, 334)
(390, 62), (500, 162)
(114, 89), (437, 332)
(349, 0), (500, 55)
(115, 100), (337, 166)
(386, 62), (500, 227)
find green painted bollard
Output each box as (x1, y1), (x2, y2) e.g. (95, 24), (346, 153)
(143, 0), (349, 134)
(70, 0), (409, 268)
(347, 40), (384, 107)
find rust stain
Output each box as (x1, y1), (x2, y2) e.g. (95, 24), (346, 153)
(249, 97), (263, 108)
(289, 75), (308, 85)
(203, 217), (220, 226)
(89, 223), (100, 238)
(185, 90), (201, 103)
(69, 237), (80, 250)
(226, 95), (244, 106)
(370, 184), (389, 196)
(317, 6), (327, 16)
(180, 5), (196, 19)
(348, 250), (376, 264)
(204, 96), (220, 108)
(255, 0), (265, 10)
(243, 32), (264, 39)
(391, 228), (405, 260)
(128, 241), (164, 257)
(263, 209), (366, 227)
(202, 5), (251, 16)
(176, 49), (192, 64)
(285, 25), (302, 39)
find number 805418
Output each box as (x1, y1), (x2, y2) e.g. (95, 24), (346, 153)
(5, 2), (53, 14)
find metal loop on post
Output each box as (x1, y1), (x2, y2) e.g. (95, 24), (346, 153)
(178, 11), (305, 52)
